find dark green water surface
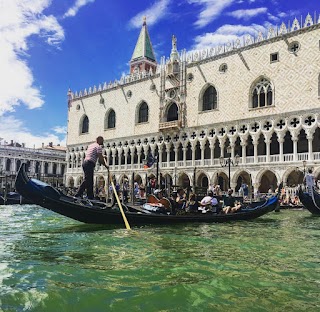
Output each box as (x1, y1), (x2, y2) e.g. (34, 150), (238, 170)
(0, 205), (319, 311)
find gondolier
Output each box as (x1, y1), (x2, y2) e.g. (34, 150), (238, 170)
(75, 136), (108, 199)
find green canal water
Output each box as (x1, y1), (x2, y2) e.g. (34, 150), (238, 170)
(0, 205), (319, 312)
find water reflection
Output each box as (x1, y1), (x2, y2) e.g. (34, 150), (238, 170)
(1, 205), (320, 311)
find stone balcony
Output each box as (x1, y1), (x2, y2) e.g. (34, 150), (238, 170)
(159, 120), (181, 131)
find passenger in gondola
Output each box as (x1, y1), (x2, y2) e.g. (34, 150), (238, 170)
(200, 190), (220, 213)
(222, 189), (242, 214)
(185, 193), (199, 213)
(176, 188), (187, 212)
(169, 191), (178, 214)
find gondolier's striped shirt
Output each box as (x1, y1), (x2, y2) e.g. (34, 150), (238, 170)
(85, 143), (102, 164)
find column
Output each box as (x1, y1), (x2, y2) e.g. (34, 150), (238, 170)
(191, 142), (196, 166)
(106, 150), (111, 167)
(111, 149), (116, 170)
(200, 141), (205, 166)
(307, 135), (313, 161)
(219, 139), (225, 158)
(166, 144), (170, 167)
(174, 145), (178, 167)
(182, 147), (187, 166)
(209, 141), (214, 166)
(124, 148), (128, 169)
(292, 137), (298, 162)
(129, 147), (135, 168)
(265, 137), (271, 163)
(136, 146), (142, 168)
(117, 148), (122, 170)
(157, 144), (163, 169)
(253, 138), (258, 164)
(278, 137), (284, 162)
(241, 141), (246, 164)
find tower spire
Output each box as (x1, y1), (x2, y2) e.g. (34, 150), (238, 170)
(130, 17), (157, 74)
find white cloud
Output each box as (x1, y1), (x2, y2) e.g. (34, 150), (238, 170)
(0, 0), (64, 116)
(192, 23), (267, 50)
(52, 125), (67, 135)
(228, 7), (268, 20)
(63, 0), (95, 19)
(0, 115), (66, 148)
(129, 0), (171, 28)
(187, 0), (235, 28)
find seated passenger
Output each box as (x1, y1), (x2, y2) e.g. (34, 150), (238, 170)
(186, 193), (199, 213)
(222, 189), (242, 214)
(200, 191), (220, 213)
(153, 189), (164, 200)
(176, 188), (187, 211)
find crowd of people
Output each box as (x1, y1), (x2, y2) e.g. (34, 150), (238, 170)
(145, 187), (243, 215)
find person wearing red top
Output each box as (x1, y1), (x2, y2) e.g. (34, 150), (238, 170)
(75, 136), (108, 199)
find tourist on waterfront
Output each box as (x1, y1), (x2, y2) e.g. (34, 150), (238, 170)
(75, 136), (108, 199)
(304, 169), (315, 195)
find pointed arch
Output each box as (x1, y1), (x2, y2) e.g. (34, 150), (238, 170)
(312, 127), (320, 153)
(257, 133), (266, 155)
(105, 109), (116, 129)
(270, 132), (279, 155)
(137, 101), (149, 123)
(166, 102), (179, 122)
(199, 84), (218, 111)
(204, 140), (211, 159)
(80, 115), (89, 134)
(250, 77), (274, 108)
(283, 131), (293, 154)
(297, 129), (308, 153)
(246, 135), (254, 156)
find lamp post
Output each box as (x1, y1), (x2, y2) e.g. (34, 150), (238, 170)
(302, 160), (307, 176)
(219, 146), (240, 189)
(0, 164), (3, 192)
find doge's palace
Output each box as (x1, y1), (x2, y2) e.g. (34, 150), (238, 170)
(66, 14), (320, 196)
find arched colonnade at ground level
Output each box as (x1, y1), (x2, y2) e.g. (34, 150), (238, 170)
(65, 166), (320, 195)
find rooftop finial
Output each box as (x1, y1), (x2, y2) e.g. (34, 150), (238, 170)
(143, 16), (147, 25)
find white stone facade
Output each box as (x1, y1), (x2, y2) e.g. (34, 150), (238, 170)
(0, 144), (66, 190)
(66, 15), (320, 195)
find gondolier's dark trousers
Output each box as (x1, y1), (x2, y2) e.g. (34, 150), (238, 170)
(75, 160), (95, 199)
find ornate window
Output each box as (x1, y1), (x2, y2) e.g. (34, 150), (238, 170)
(288, 41), (300, 53)
(167, 103), (178, 121)
(202, 85), (217, 111)
(81, 115), (89, 133)
(106, 109), (116, 129)
(219, 63), (228, 73)
(251, 78), (273, 108)
(138, 102), (149, 123)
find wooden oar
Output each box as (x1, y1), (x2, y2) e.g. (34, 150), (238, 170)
(104, 159), (131, 230)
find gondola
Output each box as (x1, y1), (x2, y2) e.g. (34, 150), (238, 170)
(297, 186), (320, 215)
(15, 163), (279, 226)
(0, 191), (34, 205)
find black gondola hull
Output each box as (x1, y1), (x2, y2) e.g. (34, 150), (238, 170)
(15, 164), (278, 225)
(297, 187), (320, 215)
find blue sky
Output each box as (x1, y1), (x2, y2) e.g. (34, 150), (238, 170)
(0, 0), (318, 148)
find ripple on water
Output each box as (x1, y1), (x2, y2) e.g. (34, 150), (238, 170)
(0, 205), (320, 311)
